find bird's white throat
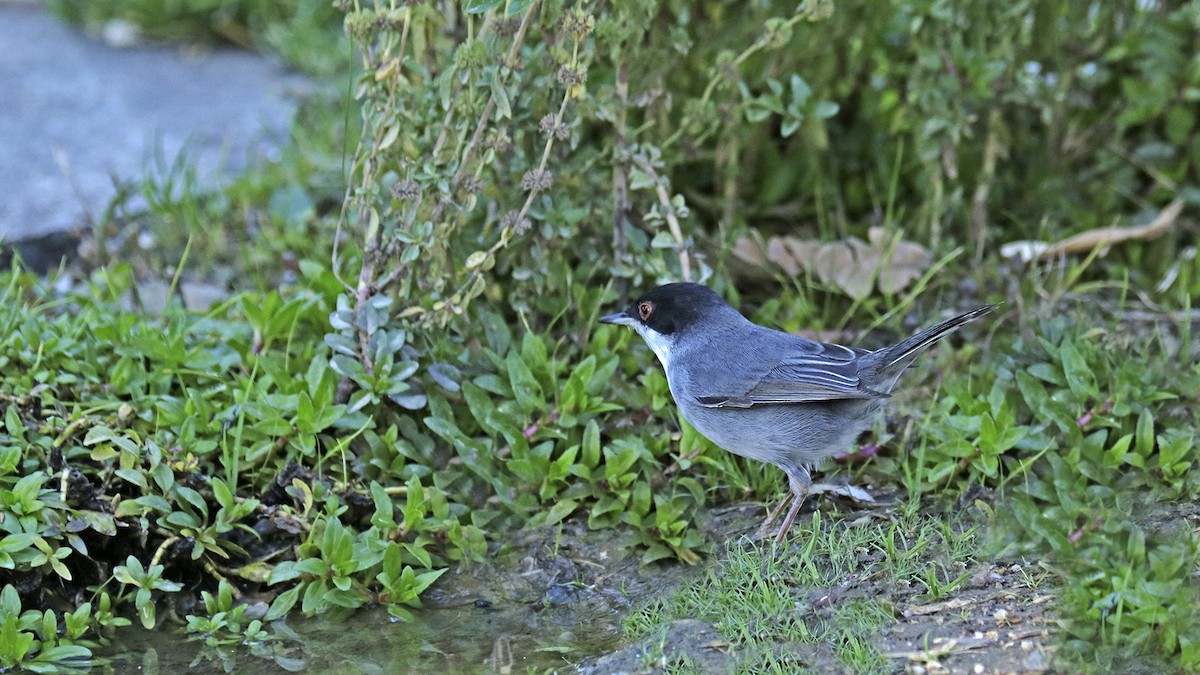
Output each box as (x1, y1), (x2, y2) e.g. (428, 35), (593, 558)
(634, 325), (674, 370)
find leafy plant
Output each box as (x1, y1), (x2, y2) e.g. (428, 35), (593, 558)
(0, 585), (93, 672)
(113, 556), (184, 629)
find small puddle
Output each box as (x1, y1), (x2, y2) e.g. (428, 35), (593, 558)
(92, 519), (714, 672)
(95, 600), (626, 673)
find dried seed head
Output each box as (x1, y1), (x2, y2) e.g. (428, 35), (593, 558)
(521, 169), (553, 192)
(557, 65), (586, 87)
(459, 176), (486, 194)
(561, 9), (594, 39)
(538, 114), (569, 140)
(485, 130), (511, 153)
(391, 178), (420, 200)
(501, 210), (532, 234)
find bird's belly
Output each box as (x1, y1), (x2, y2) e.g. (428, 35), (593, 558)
(676, 397), (879, 468)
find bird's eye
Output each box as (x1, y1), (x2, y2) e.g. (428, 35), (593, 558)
(637, 301), (654, 321)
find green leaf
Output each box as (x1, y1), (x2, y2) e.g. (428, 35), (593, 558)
(1135, 409), (1155, 457)
(211, 478), (234, 510)
(505, 349), (544, 414)
(1, 584), (22, 615)
(463, 382), (498, 431)
(174, 487), (208, 518)
(137, 595), (156, 629)
(114, 468), (147, 489)
(34, 644), (91, 663)
(0, 617), (34, 664)
(163, 511), (201, 529)
(505, 0), (536, 15)
(83, 426), (140, 454)
(115, 495), (172, 517)
(1059, 339), (1095, 399)
(49, 551), (72, 580)
(490, 71), (511, 120)
(464, 0), (503, 14)
(1103, 434), (1133, 468)
(423, 416), (468, 446)
(581, 420), (601, 468)
(539, 499), (578, 527)
(1026, 362), (1064, 386)
(812, 101), (840, 119)
(562, 355), (596, 413)
(268, 562), (302, 585)
(781, 115), (801, 138)
(370, 482), (395, 530)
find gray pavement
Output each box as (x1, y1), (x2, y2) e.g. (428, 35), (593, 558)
(0, 2), (305, 252)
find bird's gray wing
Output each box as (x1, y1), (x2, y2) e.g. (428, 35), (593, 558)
(693, 340), (883, 408)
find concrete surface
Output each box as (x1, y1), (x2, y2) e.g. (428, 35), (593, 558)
(0, 3), (305, 252)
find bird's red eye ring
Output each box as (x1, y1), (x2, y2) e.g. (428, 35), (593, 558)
(637, 301), (654, 321)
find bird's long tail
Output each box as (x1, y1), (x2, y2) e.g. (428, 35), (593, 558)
(878, 304), (998, 373)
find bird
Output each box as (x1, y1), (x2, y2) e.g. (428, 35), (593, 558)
(599, 282), (996, 545)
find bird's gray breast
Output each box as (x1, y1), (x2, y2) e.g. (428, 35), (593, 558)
(666, 346), (881, 467)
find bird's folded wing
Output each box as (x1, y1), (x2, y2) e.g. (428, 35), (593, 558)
(693, 344), (883, 407)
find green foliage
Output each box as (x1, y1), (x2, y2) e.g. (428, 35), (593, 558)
(0, 585), (94, 672)
(906, 309), (1200, 499)
(113, 555), (184, 630)
(1004, 321), (1200, 670)
(0, 265), (470, 667)
(902, 309), (1200, 669)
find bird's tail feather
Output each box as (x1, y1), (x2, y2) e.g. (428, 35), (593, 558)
(879, 304), (998, 372)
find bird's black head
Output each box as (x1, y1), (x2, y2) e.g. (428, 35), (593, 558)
(599, 282), (731, 335)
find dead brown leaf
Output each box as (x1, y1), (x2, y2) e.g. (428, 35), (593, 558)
(730, 227), (933, 299)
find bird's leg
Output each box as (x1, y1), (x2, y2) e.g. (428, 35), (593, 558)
(773, 467), (812, 546)
(756, 492), (793, 538)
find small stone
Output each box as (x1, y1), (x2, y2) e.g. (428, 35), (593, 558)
(541, 584), (577, 607)
(101, 19), (141, 48)
(1024, 650), (1049, 670)
(242, 601), (269, 621)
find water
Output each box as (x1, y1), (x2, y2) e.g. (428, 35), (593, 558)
(95, 600), (625, 673)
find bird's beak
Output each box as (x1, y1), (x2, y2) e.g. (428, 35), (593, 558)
(599, 312), (635, 326)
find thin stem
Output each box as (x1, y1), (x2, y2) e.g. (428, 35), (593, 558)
(440, 61), (574, 322)
(612, 61), (631, 261)
(662, 10), (809, 149)
(631, 152), (693, 281)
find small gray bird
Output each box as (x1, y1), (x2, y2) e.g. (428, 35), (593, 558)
(600, 282), (995, 545)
